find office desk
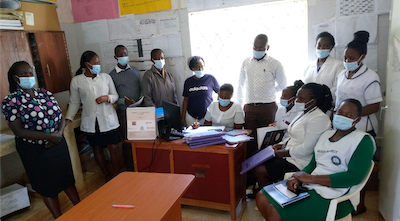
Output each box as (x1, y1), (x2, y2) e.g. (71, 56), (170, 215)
(56, 172), (194, 221)
(127, 139), (247, 220)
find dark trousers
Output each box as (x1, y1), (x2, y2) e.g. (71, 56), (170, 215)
(244, 102), (277, 188)
(117, 109), (134, 171)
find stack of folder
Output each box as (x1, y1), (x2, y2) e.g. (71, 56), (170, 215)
(184, 131), (226, 149)
(0, 19), (23, 30)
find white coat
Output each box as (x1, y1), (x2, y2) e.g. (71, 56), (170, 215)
(274, 105), (300, 139)
(282, 107), (331, 170)
(303, 56), (344, 102)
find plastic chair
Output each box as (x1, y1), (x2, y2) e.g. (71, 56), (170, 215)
(283, 160), (374, 221)
(325, 160), (374, 221)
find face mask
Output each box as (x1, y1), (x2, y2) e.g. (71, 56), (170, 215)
(17, 76), (36, 89)
(253, 50), (265, 59)
(294, 99), (314, 112)
(154, 59), (165, 69)
(89, 65), (101, 75)
(333, 115), (356, 131)
(194, 71), (205, 78)
(117, 56), (129, 66)
(343, 55), (362, 72)
(280, 97), (294, 107)
(219, 98), (231, 107)
(316, 49), (330, 59)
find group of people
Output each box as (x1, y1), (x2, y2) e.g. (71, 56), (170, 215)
(1, 29), (381, 220)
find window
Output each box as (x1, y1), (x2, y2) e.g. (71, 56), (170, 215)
(188, 0), (308, 100)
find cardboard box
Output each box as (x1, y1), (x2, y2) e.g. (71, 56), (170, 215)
(20, 1), (60, 31)
(0, 184), (30, 218)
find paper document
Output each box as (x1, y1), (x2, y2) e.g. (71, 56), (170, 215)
(222, 135), (252, 144)
(275, 184), (297, 198)
(128, 96), (144, 108)
(183, 126), (225, 133)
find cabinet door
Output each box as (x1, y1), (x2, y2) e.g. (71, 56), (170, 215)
(0, 31), (34, 100)
(34, 31), (72, 93)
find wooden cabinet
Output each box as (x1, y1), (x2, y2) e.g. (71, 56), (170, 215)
(0, 31), (72, 99)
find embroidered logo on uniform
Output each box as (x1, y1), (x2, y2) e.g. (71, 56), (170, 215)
(331, 156), (341, 165)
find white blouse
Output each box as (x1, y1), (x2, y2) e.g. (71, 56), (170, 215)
(66, 73), (119, 133)
(204, 102), (244, 129)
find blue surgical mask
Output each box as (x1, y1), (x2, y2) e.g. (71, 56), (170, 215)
(253, 50), (265, 59)
(280, 97), (294, 107)
(316, 49), (330, 59)
(154, 59), (165, 69)
(89, 65), (101, 75)
(194, 71), (205, 78)
(219, 98), (231, 107)
(294, 99), (314, 112)
(333, 115), (356, 131)
(17, 76), (36, 89)
(117, 56), (129, 66)
(343, 56), (362, 72)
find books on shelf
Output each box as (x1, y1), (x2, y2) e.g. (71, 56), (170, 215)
(0, 19), (23, 30)
(240, 145), (275, 175)
(262, 179), (310, 208)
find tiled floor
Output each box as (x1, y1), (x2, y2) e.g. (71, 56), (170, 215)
(181, 191), (385, 221)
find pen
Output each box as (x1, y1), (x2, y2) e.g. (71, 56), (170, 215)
(195, 118), (198, 125)
(112, 204), (135, 208)
(124, 96), (130, 100)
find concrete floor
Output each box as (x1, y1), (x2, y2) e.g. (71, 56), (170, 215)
(181, 191), (385, 221)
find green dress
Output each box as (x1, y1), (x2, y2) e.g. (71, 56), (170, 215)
(262, 135), (374, 221)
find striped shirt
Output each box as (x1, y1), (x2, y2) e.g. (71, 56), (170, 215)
(237, 55), (287, 104)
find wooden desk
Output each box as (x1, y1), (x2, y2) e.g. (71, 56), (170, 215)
(56, 172), (194, 221)
(127, 139), (247, 220)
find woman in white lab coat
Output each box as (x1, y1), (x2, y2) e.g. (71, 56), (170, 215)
(304, 32), (344, 102)
(254, 83), (332, 188)
(274, 80), (304, 138)
(335, 30), (382, 215)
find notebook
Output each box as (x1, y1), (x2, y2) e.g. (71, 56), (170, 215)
(260, 129), (286, 150)
(262, 180), (310, 208)
(240, 145), (275, 175)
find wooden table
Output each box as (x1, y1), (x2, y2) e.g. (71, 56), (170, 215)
(127, 139), (247, 220)
(56, 172), (194, 221)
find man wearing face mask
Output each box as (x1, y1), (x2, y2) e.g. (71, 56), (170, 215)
(142, 48), (179, 107)
(237, 34), (287, 157)
(181, 56), (220, 127)
(109, 45), (142, 171)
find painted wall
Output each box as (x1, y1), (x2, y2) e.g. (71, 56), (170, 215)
(0, 0), (391, 189)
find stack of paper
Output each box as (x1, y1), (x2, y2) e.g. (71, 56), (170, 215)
(184, 131), (226, 149)
(0, 19), (23, 30)
(262, 180), (310, 208)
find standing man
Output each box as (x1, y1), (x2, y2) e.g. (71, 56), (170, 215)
(109, 45), (142, 171)
(237, 34), (287, 156)
(142, 48), (179, 107)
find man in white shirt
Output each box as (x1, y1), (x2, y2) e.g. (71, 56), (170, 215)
(237, 34), (287, 157)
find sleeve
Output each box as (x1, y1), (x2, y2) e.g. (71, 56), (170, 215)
(182, 79), (189, 97)
(236, 60), (247, 104)
(364, 80), (383, 105)
(289, 114), (331, 160)
(170, 74), (179, 105)
(274, 61), (287, 92)
(204, 110), (212, 121)
(65, 77), (81, 121)
(2, 95), (21, 124)
(141, 71), (156, 107)
(329, 135), (374, 188)
(212, 76), (220, 93)
(137, 71), (144, 97)
(107, 75), (119, 103)
(302, 153), (316, 174)
(234, 104), (245, 124)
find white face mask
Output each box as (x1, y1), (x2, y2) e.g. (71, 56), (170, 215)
(154, 59), (165, 69)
